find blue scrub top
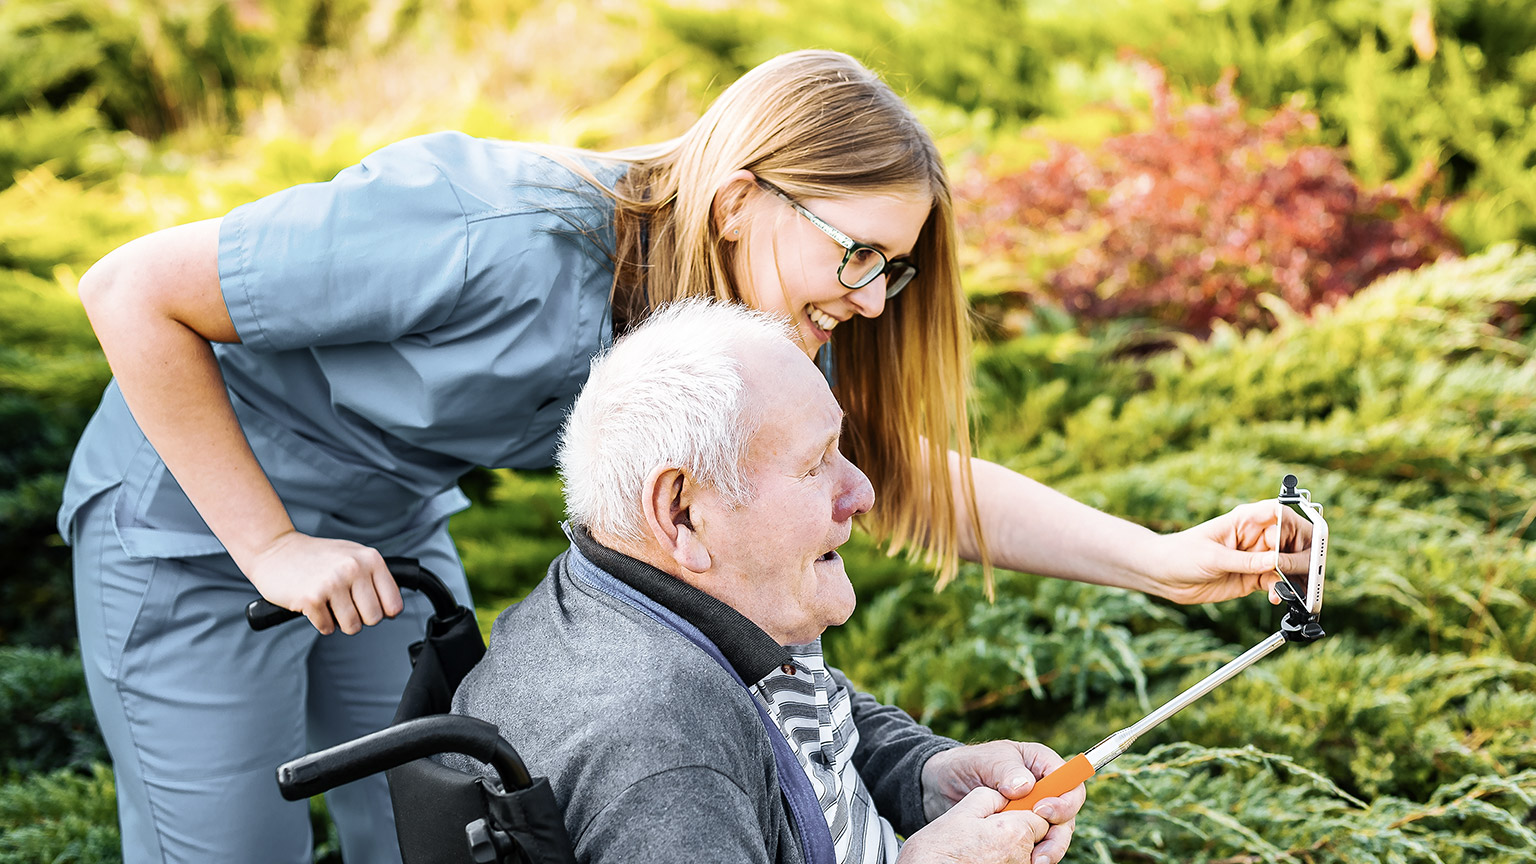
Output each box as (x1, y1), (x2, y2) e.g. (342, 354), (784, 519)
(60, 132), (623, 558)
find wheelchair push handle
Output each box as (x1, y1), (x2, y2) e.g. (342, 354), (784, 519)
(276, 714), (533, 801)
(245, 557), (460, 631)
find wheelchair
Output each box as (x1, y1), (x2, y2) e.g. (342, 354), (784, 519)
(247, 559), (576, 864)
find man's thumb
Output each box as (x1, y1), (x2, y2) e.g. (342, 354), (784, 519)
(949, 785), (1010, 819)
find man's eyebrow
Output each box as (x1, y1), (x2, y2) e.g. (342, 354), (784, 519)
(802, 411), (844, 465)
(824, 410), (847, 452)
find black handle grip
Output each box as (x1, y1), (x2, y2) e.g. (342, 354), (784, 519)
(245, 557), (458, 631)
(276, 714), (531, 801)
(245, 599), (302, 630)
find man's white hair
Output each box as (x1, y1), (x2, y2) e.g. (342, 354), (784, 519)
(557, 299), (799, 542)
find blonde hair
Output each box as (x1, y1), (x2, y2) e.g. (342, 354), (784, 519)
(558, 50), (986, 587)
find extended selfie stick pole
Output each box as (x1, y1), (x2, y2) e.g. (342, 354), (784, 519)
(1002, 630), (1291, 811)
(1002, 475), (1327, 813)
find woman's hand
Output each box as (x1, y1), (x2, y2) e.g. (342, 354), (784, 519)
(919, 741), (1084, 864)
(1145, 500), (1314, 605)
(245, 533), (405, 635)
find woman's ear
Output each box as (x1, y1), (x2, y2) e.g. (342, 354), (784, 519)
(711, 169), (760, 240)
(642, 465), (711, 573)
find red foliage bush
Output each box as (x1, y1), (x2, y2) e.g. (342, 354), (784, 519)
(956, 64), (1460, 335)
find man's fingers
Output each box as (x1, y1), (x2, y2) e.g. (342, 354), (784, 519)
(951, 785), (1010, 817)
(1016, 742), (1067, 778)
(1032, 821), (1075, 864)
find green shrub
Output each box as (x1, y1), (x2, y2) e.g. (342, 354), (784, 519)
(1067, 640), (1536, 802)
(647, 0), (1053, 120)
(0, 269), (107, 648)
(1078, 745), (1536, 863)
(0, 648), (106, 775)
(820, 246), (1536, 852)
(0, 764), (119, 864)
(0, 0), (381, 142)
(453, 468), (570, 606)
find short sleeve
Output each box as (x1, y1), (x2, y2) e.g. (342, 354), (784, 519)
(217, 137), (470, 353)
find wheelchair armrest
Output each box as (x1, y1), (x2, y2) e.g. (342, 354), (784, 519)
(277, 715), (533, 801)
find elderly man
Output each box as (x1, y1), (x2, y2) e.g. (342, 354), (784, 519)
(450, 300), (1085, 864)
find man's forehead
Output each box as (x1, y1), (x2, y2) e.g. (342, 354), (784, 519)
(738, 336), (842, 447)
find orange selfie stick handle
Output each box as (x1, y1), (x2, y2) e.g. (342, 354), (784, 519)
(1002, 752), (1096, 812)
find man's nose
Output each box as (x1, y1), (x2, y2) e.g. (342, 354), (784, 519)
(834, 461), (875, 521)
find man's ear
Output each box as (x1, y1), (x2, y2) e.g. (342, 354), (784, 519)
(642, 465), (711, 574)
(711, 168), (760, 240)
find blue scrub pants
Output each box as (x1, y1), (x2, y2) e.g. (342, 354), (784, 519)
(71, 493), (473, 864)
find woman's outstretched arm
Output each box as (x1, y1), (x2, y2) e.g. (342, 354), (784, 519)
(951, 452), (1306, 603)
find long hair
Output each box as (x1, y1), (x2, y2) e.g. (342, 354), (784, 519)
(554, 50), (986, 587)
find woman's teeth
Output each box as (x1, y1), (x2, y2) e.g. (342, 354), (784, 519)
(809, 307), (838, 332)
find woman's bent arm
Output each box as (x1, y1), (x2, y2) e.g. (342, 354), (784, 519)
(78, 218), (401, 634)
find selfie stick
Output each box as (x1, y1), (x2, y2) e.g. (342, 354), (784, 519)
(1002, 475), (1327, 812)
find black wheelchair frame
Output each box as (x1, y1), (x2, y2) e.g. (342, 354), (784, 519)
(247, 560), (576, 864)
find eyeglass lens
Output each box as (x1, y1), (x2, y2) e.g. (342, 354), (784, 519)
(840, 249), (917, 298)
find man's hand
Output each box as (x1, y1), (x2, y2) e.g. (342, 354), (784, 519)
(1145, 500), (1314, 605)
(899, 786), (1050, 864)
(919, 741), (1084, 864)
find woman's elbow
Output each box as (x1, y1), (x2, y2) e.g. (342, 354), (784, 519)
(77, 243), (136, 323)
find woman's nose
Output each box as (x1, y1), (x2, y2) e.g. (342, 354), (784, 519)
(846, 278), (887, 319)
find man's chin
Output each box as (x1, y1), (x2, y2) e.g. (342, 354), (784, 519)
(812, 555), (858, 624)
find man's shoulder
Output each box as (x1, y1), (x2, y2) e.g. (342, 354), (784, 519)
(456, 561), (769, 758)
(451, 561), (783, 851)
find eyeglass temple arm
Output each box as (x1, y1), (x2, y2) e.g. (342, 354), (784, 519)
(758, 180), (858, 250)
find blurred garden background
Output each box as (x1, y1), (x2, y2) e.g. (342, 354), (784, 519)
(4, 0), (1536, 860)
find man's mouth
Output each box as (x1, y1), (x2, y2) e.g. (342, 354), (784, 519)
(816, 550), (840, 563)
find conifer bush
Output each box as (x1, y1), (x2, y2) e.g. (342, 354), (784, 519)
(955, 64), (1459, 335)
(647, 0), (1054, 120)
(0, 647), (107, 774)
(0, 765), (119, 864)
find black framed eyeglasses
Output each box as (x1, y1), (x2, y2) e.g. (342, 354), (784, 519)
(757, 180), (919, 299)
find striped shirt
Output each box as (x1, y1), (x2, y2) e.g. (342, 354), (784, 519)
(752, 640), (901, 864)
